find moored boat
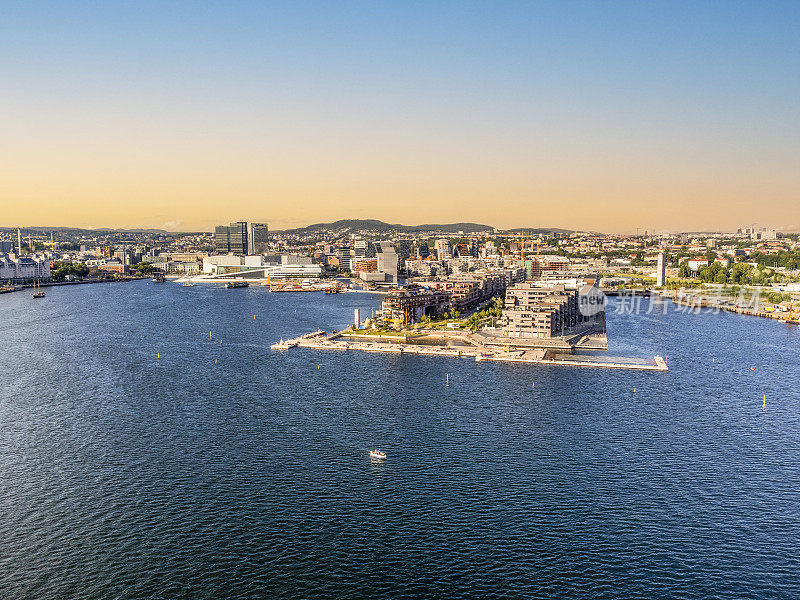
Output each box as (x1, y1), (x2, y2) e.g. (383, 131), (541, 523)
(32, 280), (45, 298)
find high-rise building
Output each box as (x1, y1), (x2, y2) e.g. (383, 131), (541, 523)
(354, 239), (367, 259)
(376, 242), (399, 284)
(656, 251), (666, 287)
(248, 223), (269, 254)
(395, 239), (412, 269)
(215, 221), (248, 254)
(113, 250), (131, 265)
(434, 238), (451, 260)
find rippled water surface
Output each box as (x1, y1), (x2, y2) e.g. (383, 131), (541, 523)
(1, 281), (799, 599)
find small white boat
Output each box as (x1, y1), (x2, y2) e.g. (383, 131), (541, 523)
(369, 449), (387, 460)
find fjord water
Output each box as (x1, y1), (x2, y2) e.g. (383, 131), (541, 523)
(1, 282), (798, 599)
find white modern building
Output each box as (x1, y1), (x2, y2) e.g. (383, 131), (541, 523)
(200, 254), (322, 279)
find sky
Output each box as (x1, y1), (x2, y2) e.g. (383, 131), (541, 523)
(1, 1), (798, 233)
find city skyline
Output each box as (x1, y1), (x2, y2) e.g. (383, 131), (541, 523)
(2, 2), (799, 233)
(0, 218), (793, 236)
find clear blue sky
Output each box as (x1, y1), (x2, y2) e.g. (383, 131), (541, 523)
(2, 1), (798, 232)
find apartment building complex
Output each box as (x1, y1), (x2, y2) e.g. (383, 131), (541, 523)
(381, 285), (452, 323)
(0, 254), (51, 281)
(498, 283), (584, 338)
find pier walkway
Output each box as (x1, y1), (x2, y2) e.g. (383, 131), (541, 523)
(271, 331), (668, 372)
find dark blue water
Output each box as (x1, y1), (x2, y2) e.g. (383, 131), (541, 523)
(1, 281), (799, 599)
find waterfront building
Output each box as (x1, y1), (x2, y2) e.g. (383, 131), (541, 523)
(432, 278), (485, 311)
(354, 259), (378, 273)
(203, 255), (243, 274)
(164, 261), (201, 275)
(0, 254), (51, 281)
(408, 270), (518, 314)
(248, 223), (269, 254)
(201, 254), (322, 278)
(497, 282), (584, 339)
(0, 255), (17, 280)
(656, 252), (666, 287)
(266, 264), (323, 278)
(381, 285), (452, 324)
(97, 260), (128, 275)
(215, 221), (248, 254)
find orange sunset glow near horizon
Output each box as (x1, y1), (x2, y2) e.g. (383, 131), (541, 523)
(2, 2), (798, 234)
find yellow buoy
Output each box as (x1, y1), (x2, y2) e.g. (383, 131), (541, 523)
(157, 352), (160, 359)
(446, 374), (449, 385)
(254, 315), (256, 320)
(532, 382), (535, 389)
(633, 388), (636, 393)
(763, 394), (766, 408)
(210, 331), (212, 340)
(214, 359), (217, 364)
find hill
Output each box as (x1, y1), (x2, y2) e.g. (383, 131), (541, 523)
(503, 227), (575, 235)
(280, 219), (495, 235)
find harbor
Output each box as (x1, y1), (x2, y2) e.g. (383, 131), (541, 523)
(667, 292), (800, 324)
(271, 329), (668, 371)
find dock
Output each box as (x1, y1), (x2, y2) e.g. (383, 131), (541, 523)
(271, 331), (668, 372)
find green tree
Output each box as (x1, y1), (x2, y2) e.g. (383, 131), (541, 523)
(133, 262), (154, 275)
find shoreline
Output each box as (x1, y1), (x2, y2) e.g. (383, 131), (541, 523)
(1, 277), (144, 292)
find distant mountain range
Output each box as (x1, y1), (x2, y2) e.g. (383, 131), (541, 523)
(0, 226), (197, 236)
(2, 226), (163, 233)
(278, 219), (574, 236)
(1, 221), (578, 237)
(278, 220), (493, 235)
(504, 227), (575, 235)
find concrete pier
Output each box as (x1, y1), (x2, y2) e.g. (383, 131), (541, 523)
(271, 331), (668, 372)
